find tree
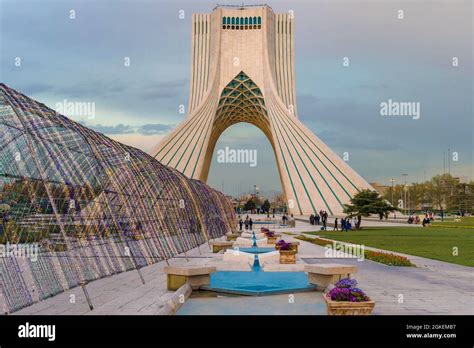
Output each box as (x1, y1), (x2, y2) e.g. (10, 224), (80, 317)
(262, 199), (271, 213)
(427, 174), (457, 210)
(243, 199), (256, 212)
(344, 190), (397, 229)
(446, 181), (474, 213)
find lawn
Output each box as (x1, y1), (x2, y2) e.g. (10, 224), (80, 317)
(304, 226), (474, 267)
(430, 216), (474, 228)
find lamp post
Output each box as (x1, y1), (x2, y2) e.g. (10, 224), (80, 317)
(390, 178), (396, 207)
(402, 174), (408, 215)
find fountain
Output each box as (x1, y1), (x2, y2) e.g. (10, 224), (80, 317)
(201, 230), (316, 296)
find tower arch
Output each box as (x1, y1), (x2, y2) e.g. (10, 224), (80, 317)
(151, 5), (373, 215)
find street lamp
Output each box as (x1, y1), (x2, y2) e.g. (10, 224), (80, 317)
(402, 174), (408, 215)
(390, 178), (396, 207)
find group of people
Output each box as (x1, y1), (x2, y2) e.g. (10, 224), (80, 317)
(407, 215), (421, 224)
(309, 211), (329, 227)
(309, 211), (356, 232)
(406, 211), (435, 226)
(330, 217), (355, 232)
(238, 215), (253, 231)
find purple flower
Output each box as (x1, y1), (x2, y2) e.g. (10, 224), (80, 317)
(335, 278), (357, 288)
(326, 278), (370, 302)
(279, 242), (293, 250)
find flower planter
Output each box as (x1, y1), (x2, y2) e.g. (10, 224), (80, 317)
(267, 236), (277, 244)
(323, 295), (375, 315)
(279, 249), (296, 264)
(290, 241), (299, 253)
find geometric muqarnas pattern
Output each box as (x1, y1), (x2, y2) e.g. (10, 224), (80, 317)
(0, 83), (235, 313)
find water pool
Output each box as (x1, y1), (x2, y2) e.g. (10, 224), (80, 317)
(201, 269), (315, 296)
(238, 247), (275, 254)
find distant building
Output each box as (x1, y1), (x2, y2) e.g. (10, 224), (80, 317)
(369, 182), (390, 196)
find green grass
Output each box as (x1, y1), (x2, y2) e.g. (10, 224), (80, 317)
(304, 226), (474, 267)
(430, 216), (474, 228)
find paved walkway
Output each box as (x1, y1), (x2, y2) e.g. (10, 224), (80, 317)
(14, 245), (214, 315)
(13, 218), (473, 315)
(279, 222), (473, 315)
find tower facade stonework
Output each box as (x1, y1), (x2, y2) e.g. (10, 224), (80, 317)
(151, 5), (373, 215)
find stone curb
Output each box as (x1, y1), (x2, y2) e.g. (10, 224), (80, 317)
(157, 283), (192, 315)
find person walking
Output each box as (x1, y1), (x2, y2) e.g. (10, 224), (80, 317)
(249, 218), (253, 231)
(309, 214), (314, 225)
(346, 218), (351, 231)
(244, 218), (249, 230)
(315, 213), (320, 225)
(333, 218), (338, 231)
(239, 218), (243, 231)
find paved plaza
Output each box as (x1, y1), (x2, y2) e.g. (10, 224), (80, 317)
(13, 218), (473, 315)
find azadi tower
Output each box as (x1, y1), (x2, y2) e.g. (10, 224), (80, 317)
(151, 5), (373, 215)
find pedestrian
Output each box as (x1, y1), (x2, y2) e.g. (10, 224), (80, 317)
(244, 218), (249, 230)
(249, 218), (253, 231)
(309, 214), (314, 225)
(333, 218), (338, 231)
(239, 218), (243, 231)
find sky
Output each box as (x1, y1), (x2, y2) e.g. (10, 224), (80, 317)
(1, 0), (472, 197)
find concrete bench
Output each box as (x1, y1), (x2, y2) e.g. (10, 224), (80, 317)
(241, 232), (253, 238)
(223, 249), (255, 266)
(226, 232), (240, 241)
(257, 251), (280, 266)
(211, 241), (234, 253)
(304, 264), (358, 291)
(255, 238), (269, 247)
(164, 265), (216, 290)
(234, 237), (254, 247)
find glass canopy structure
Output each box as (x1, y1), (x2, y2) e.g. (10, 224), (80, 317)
(0, 83), (235, 313)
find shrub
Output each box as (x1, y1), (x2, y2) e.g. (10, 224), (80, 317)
(364, 250), (413, 266)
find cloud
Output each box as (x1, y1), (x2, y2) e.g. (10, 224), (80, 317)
(86, 123), (135, 135)
(83, 122), (174, 135)
(138, 123), (174, 135)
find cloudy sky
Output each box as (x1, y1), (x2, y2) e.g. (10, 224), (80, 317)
(1, 0), (472, 196)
